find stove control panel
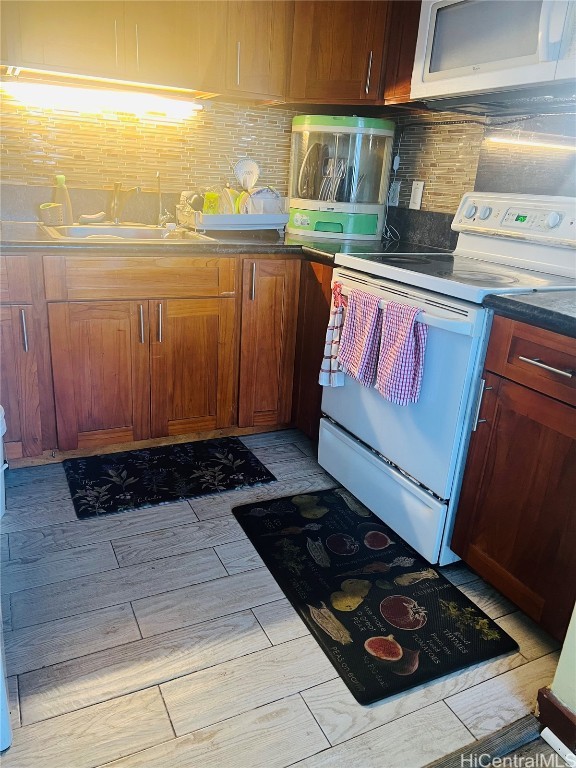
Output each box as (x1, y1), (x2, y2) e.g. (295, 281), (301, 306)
(453, 193), (576, 248)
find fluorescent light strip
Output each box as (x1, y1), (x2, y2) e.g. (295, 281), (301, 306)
(1, 81), (202, 120)
(486, 136), (576, 152)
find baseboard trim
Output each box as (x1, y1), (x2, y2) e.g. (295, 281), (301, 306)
(537, 686), (576, 752)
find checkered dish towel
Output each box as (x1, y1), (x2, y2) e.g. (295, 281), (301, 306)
(319, 282), (346, 387)
(337, 289), (383, 387)
(375, 301), (428, 405)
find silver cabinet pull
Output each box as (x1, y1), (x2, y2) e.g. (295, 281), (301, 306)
(135, 23), (140, 71)
(20, 308), (29, 352)
(114, 19), (119, 67)
(236, 41), (241, 86)
(365, 50), (373, 94)
(518, 355), (574, 378)
(158, 302), (163, 343)
(249, 262), (256, 301)
(138, 304), (145, 344)
(472, 378), (493, 431)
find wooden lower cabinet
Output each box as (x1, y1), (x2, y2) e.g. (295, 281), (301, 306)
(48, 301), (151, 451)
(292, 260), (333, 440)
(48, 297), (236, 451)
(0, 304), (42, 458)
(239, 258), (300, 428)
(451, 371), (576, 642)
(150, 298), (236, 437)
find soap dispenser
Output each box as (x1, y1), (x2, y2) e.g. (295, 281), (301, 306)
(53, 174), (73, 225)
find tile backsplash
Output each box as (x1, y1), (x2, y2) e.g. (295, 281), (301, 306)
(0, 91), (299, 204)
(386, 110), (485, 215)
(2, 83), (574, 227)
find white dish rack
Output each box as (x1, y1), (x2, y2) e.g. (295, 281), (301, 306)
(176, 191), (288, 232)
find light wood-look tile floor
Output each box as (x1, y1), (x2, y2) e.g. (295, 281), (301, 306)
(0, 430), (560, 768)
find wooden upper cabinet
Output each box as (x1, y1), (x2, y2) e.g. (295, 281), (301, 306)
(150, 298), (237, 437)
(381, 0), (421, 104)
(289, 1), (389, 102)
(239, 258), (300, 428)
(225, 1), (294, 98)
(1, 2), (126, 78)
(123, 2), (226, 92)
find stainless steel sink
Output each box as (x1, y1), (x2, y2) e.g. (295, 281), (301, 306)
(40, 224), (216, 242)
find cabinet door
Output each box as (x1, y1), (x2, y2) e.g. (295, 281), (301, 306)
(381, 0), (421, 104)
(451, 373), (576, 641)
(225, 0), (293, 98)
(123, 2), (226, 92)
(48, 302), (151, 451)
(292, 261), (333, 441)
(150, 298), (236, 437)
(239, 259), (300, 428)
(289, 1), (388, 101)
(1, 1), (126, 78)
(0, 305), (42, 459)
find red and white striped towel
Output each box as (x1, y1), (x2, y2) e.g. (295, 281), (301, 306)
(337, 289), (383, 387)
(376, 301), (428, 405)
(319, 282), (346, 387)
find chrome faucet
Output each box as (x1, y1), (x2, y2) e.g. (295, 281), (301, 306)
(156, 171), (173, 227)
(109, 183), (141, 224)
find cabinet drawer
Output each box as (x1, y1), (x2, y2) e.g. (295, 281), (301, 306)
(485, 316), (576, 406)
(43, 255), (236, 300)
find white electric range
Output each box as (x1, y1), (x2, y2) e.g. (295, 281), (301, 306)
(318, 192), (576, 566)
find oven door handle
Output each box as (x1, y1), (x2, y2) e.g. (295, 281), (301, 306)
(338, 286), (474, 336)
(418, 313), (474, 336)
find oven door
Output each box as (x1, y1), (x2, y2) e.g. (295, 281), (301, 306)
(411, 0), (569, 100)
(320, 277), (488, 500)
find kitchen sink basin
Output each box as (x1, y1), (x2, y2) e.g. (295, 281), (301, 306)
(40, 224), (216, 242)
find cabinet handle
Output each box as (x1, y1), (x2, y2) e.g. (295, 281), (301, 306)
(135, 24), (140, 71)
(249, 262), (256, 301)
(158, 302), (163, 343)
(472, 378), (494, 431)
(20, 308), (29, 352)
(518, 355), (573, 378)
(114, 19), (119, 68)
(138, 304), (145, 344)
(236, 41), (241, 86)
(365, 50), (373, 94)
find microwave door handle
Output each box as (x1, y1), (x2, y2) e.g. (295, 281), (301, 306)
(539, 1), (568, 60)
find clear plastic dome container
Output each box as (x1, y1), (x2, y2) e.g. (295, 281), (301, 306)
(289, 116), (395, 206)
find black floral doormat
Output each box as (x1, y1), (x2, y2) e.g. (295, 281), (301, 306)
(64, 437), (276, 519)
(233, 489), (518, 705)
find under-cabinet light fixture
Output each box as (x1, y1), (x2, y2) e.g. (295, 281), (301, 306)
(1, 80), (203, 120)
(486, 135), (576, 152)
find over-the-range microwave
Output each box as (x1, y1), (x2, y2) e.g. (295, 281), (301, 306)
(411, 0), (576, 102)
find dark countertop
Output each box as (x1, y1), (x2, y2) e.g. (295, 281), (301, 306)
(4, 222), (575, 337)
(484, 291), (576, 339)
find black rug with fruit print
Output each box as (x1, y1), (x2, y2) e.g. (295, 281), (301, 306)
(233, 488), (518, 705)
(64, 437), (276, 519)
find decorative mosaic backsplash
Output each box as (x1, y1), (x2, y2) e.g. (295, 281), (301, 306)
(1, 87), (573, 224)
(387, 110), (486, 215)
(0, 93), (299, 198)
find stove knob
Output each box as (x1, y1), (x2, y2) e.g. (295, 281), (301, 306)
(479, 206), (492, 220)
(464, 204), (477, 219)
(546, 211), (561, 229)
